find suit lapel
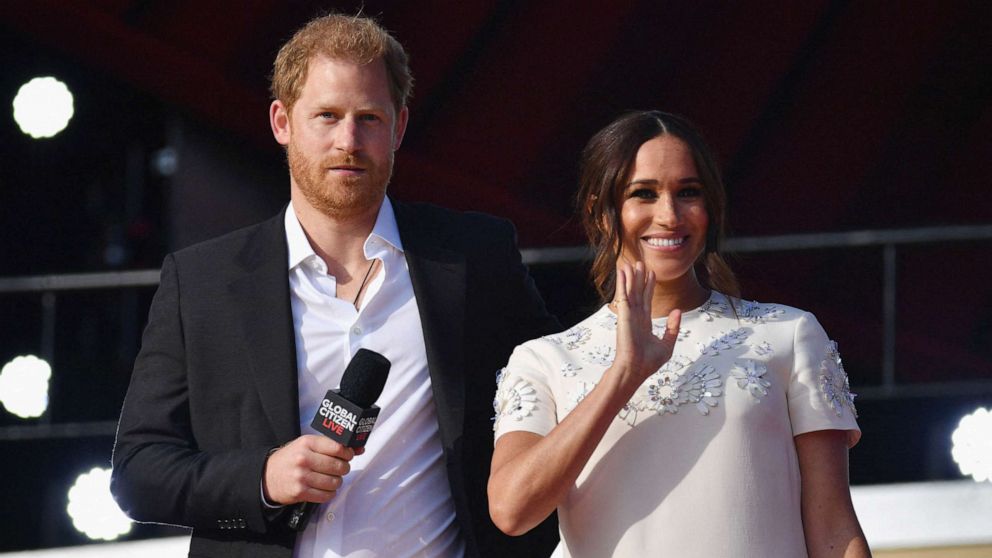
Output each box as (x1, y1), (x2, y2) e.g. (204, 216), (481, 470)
(229, 211), (301, 443)
(394, 200), (467, 450)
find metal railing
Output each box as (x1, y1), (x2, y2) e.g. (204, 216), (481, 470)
(2, 224), (991, 440)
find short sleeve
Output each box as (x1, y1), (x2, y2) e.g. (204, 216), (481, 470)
(788, 312), (861, 447)
(493, 343), (558, 444)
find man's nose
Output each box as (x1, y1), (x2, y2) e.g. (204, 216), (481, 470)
(334, 118), (361, 153)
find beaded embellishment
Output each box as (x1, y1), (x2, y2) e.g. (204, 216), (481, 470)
(493, 369), (539, 430)
(736, 300), (785, 323)
(639, 358), (723, 416)
(731, 359), (771, 400)
(565, 381), (597, 412)
(560, 362), (582, 377)
(818, 341), (858, 417)
(582, 345), (616, 367)
(753, 341), (774, 356)
(545, 325), (591, 350)
(651, 322), (690, 341)
(698, 298), (729, 321)
(698, 328), (750, 356)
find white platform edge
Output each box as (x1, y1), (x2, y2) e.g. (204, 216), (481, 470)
(2, 480), (990, 556)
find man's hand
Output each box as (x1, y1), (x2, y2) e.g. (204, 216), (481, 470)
(263, 435), (364, 505)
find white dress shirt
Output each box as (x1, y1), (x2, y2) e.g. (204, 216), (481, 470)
(285, 199), (465, 558)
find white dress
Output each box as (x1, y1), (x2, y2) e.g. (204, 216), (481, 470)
(493, 292), (860, 558)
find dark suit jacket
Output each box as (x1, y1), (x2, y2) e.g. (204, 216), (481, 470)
(111, 199), (560, 558)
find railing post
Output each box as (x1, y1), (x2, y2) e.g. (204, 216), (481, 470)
(40, 291), (56, 365)
(882, 244), (897, 390)
(40, 291), (57, 423)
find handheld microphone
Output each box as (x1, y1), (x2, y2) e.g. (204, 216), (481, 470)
(286, 348), (391, 531)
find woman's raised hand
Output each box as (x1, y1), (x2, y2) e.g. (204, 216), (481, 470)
(612, 261), (682, 384)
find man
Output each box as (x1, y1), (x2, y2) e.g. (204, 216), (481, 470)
(111, 13), (559, 558)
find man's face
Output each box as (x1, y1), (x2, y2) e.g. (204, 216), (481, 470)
(271, 56), (408, 220)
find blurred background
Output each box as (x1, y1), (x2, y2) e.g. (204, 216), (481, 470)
(0, 0), (990, 555)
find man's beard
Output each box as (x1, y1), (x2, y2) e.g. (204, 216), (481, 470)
(288, 141), (393, 220)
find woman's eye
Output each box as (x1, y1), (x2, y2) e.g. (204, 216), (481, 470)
(628, 188), (656, 199)
(678, 187), (703, 198)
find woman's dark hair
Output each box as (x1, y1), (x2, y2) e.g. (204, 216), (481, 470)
(576, 110), (740, 303)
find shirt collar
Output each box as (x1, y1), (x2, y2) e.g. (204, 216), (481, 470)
(285, 198), (404, 271)
(366, 196), (404, 257)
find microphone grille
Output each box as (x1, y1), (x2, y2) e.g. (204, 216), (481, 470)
(339, 348), (391, 407)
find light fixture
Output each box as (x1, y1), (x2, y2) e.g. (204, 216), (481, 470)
(66, 467), (133, 541)
(12, 76), (75, 139)
(0, 354), (51, 418)
(951, 407), (992, 482)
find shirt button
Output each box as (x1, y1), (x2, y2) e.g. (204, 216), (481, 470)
(351, 326), (362, 335)
(326, 511), (336, 523)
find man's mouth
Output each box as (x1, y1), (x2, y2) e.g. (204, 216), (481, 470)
(327, 165), (366, 175)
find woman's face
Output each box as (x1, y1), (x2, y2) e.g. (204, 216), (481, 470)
(618, 135), (708, 287)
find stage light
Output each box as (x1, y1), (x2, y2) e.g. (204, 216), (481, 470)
(951, 407), (992, 482)
(12, 76), (75, 139)
(66, 467), (133, 541)
(0, 354), (51, 418)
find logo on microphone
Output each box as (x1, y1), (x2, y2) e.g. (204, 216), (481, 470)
(318, 398), (358, 435)
(310, 389), (381, 447)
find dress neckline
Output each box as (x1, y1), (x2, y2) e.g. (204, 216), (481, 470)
(601, 290), (725, 323)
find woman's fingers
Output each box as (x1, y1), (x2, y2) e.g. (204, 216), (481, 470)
(643, 270), (655, 314)
(662, 309), (682, 344)
(617, 261), (657, 325)
(614, 267), (628, 308)
(629, 262), (642, 309)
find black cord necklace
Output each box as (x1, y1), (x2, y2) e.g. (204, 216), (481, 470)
(352, 259), (376, 308)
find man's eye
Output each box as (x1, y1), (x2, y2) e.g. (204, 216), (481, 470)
(358, 114), (381, 122)
(319, 112), (337, 119)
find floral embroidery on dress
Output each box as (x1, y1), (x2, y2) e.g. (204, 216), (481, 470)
(651, 322), (666, 338)
(598, 312), (618, 331)
(651, 322), (689, 341)
(493, 374), (540, 430)
(582, 345), (616, 366)
(736, 300), (785, 323)
(818, 341), (858, 417)
(698, 298), (728, 321)
(753, 341), (774, 356)
(698, 328), (750, 356)
(494, 367), (509, 392)
(732, 359), (771, 400)
(545, 325), (592, 350)
(560, 362), (582, 377)
(618, 401), (640, 426)
(565, 381), (597, 412)
(638, 358), (723, 416)
(643, 358), (691, 415)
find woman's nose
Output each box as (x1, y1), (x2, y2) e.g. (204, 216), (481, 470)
(653, 193), (680, 227)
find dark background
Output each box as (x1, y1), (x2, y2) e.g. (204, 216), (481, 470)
(0, 0), (990, 551)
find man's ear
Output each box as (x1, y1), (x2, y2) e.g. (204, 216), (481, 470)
(392, 105), (409, 151)
(270, 100), (292, 146)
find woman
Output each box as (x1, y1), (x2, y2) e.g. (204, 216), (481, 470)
(489, 111), (870, 557)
